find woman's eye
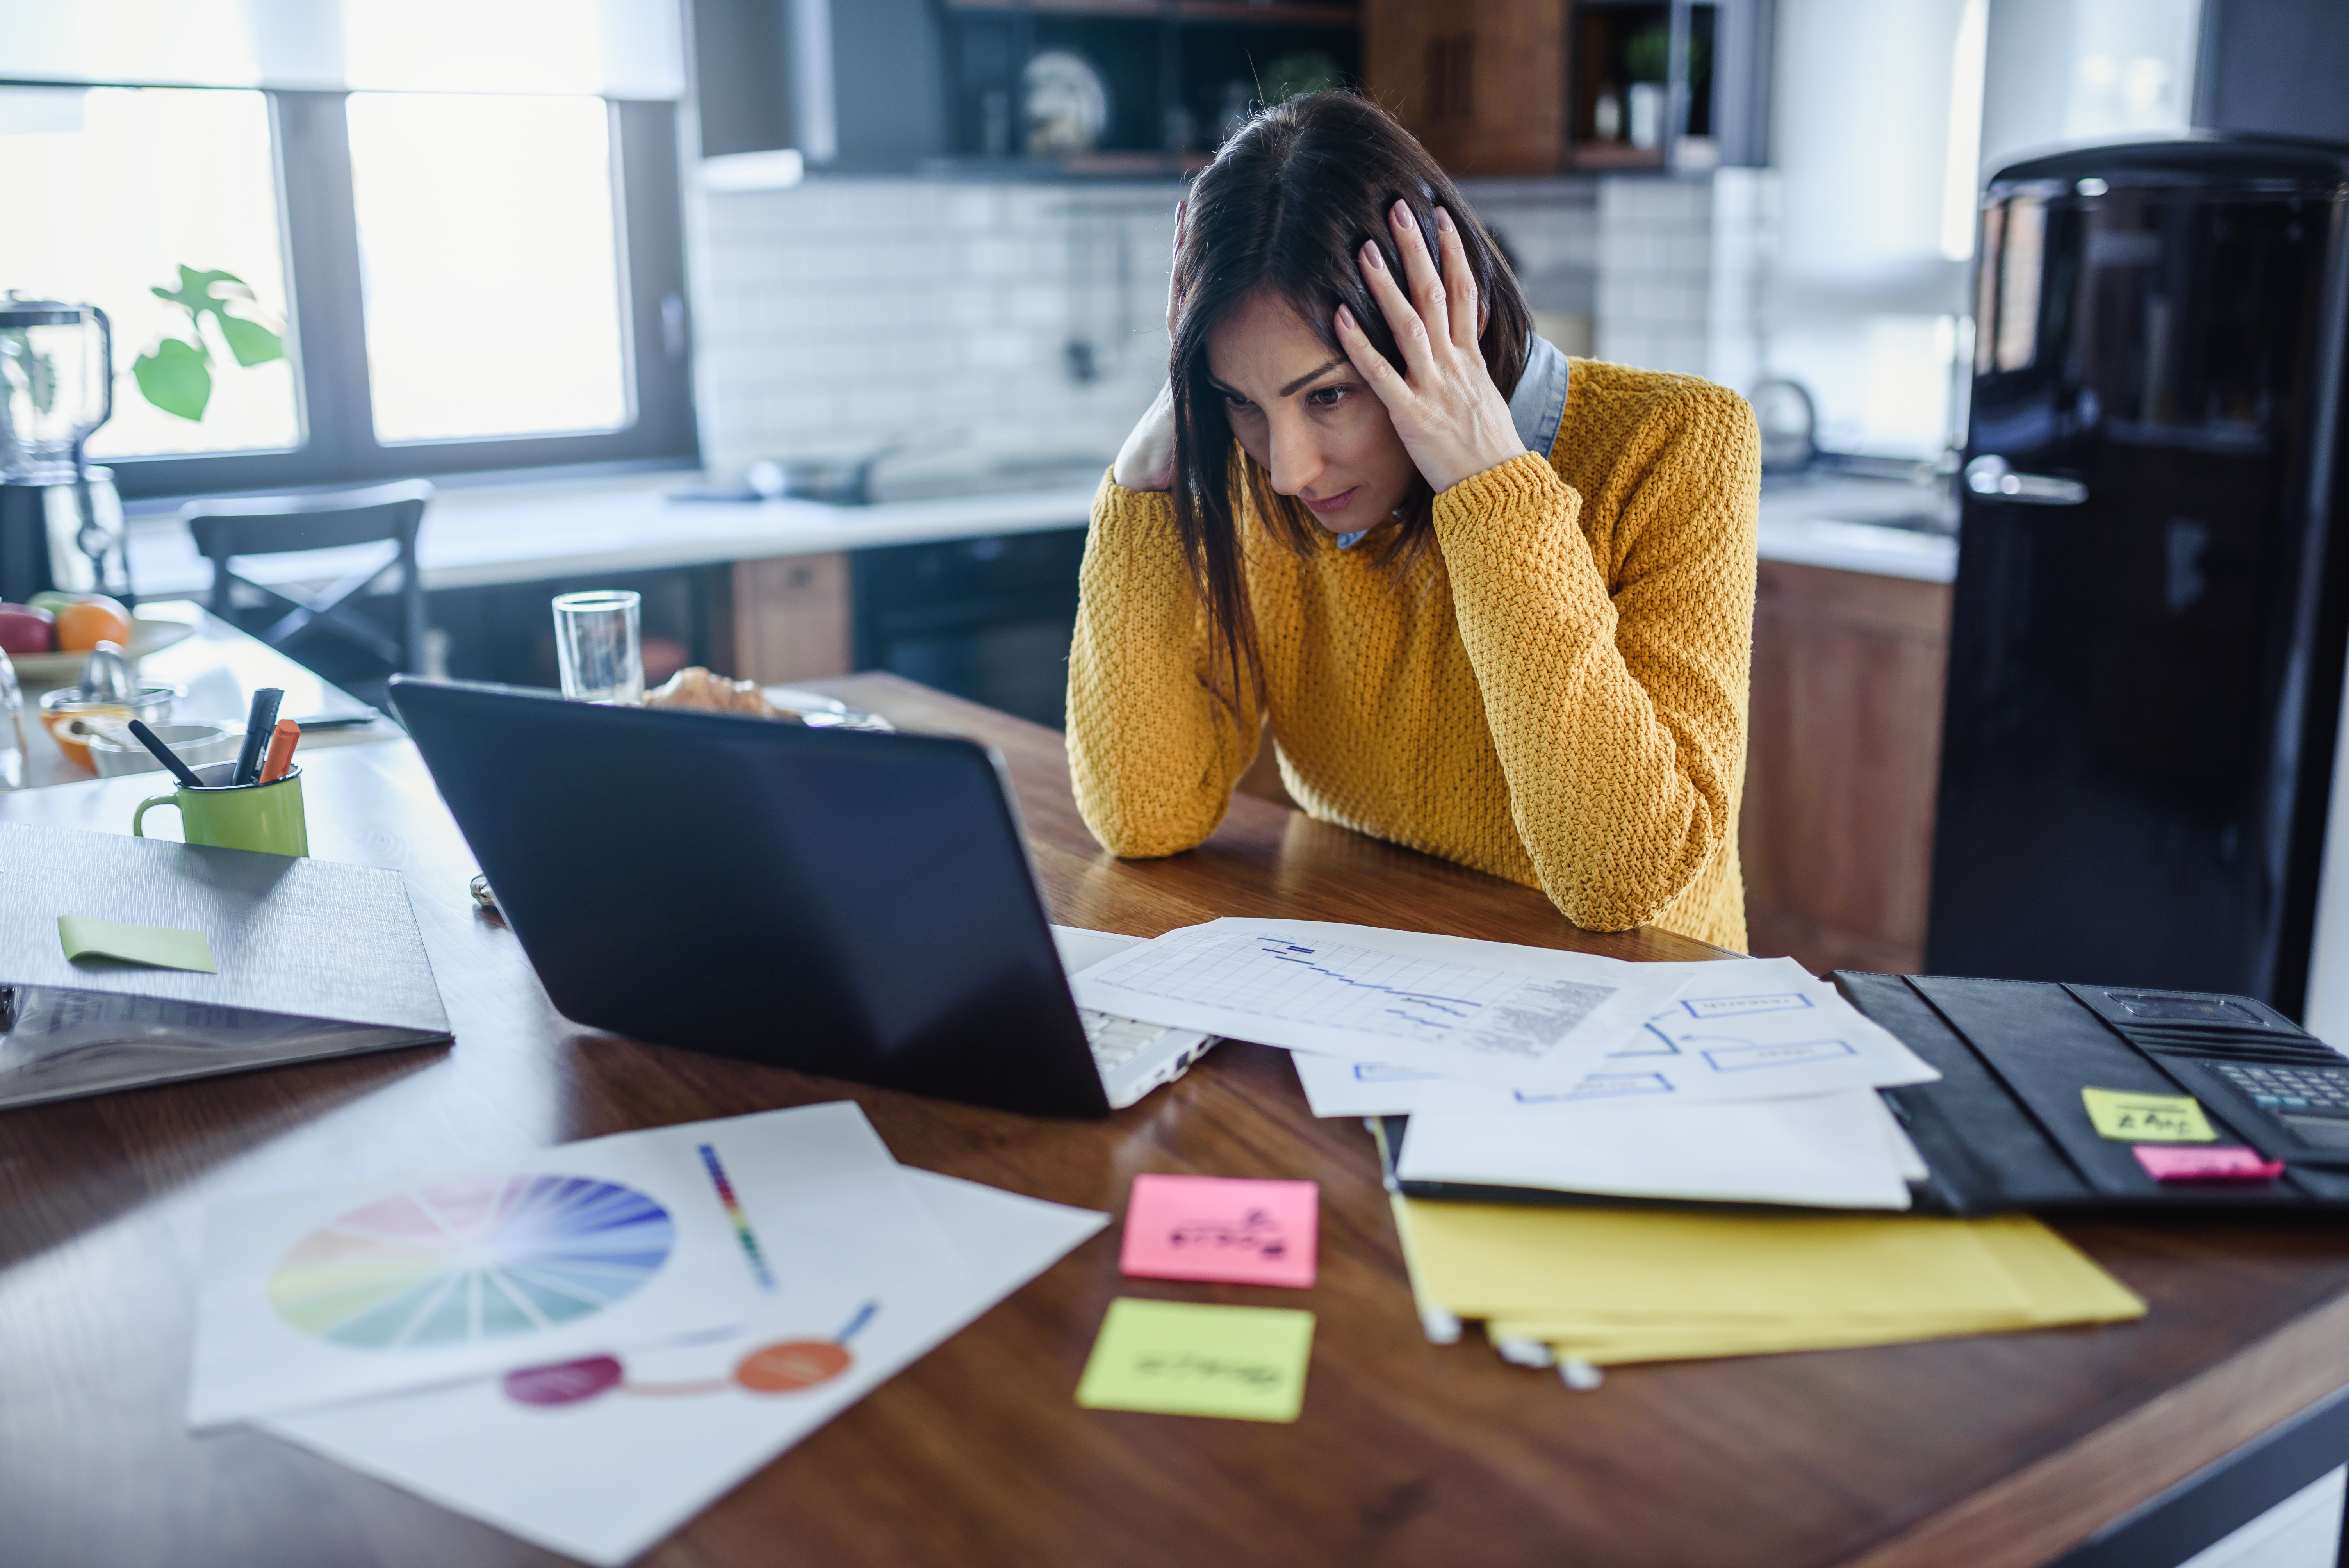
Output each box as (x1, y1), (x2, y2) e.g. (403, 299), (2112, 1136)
(1306, 386), (1348, 408)
(1222, 392), (1253, 411)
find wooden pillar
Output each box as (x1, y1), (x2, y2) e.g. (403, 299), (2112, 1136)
(730, 552), (852, 683)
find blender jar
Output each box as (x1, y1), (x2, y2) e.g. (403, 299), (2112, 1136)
(0, 298), (111, 481)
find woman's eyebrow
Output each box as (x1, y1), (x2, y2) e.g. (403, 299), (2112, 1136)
(1280, 357), (1348, 397)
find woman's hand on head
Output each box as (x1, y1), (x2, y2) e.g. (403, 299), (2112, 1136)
(1111, 201), (1187, 492)
(1335, 201), (1525, 495)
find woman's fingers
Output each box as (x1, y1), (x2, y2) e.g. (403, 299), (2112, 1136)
(1433, 208), (1479, 352)
(1357, 237), (1438, 380)
(1388, 200), (1455, 356)
(1333, 302), (1415, 414)
(1165, 200), (1185, 338)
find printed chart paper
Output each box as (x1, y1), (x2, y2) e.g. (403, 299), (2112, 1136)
(1290, 957), (1938, 1115)
(1070, 918), (1690, 1092)
(264, 1171), (1108, 1567)
(190, 1102), (949, 1428)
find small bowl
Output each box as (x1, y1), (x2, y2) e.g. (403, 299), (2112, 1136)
(84, 720), (241, 779)
(39, 683), (177, 770)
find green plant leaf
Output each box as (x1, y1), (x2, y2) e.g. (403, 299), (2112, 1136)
(132, 338), (212, 421)
(215, 312), (283, 367)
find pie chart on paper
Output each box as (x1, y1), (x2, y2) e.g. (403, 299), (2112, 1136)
(268, 1175), (675, 1350)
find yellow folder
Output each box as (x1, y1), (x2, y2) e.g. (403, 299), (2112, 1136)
(1394, 1198), (2145, 1367)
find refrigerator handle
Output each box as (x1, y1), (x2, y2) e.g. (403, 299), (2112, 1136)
(1965, 455), (2089, 506)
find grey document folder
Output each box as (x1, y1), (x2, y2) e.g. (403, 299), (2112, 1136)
(0, 823), (451, 1108)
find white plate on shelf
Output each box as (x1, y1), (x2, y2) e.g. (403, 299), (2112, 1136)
(6, 615), (196, 684)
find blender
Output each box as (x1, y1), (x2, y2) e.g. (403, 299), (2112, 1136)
(0, 294), (133, 608)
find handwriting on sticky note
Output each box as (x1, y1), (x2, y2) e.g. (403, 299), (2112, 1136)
(57, 914), (216, 973)
(2135, 1145), (2284, 1182)
(2082, 1087), (2214, 1143)
(1120, 1174), (1318, 1288)
(1074, 1298), (1314, 1422)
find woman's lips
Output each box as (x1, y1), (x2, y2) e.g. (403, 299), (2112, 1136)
(1302, 487), (1359, 516)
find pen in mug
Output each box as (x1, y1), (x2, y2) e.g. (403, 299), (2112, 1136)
(258, 719), (302, 784)
(233, 687), (284, 786)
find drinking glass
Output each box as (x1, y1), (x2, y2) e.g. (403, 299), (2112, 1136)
(0, 649), (23, 788)
(552, 590), (643, 704)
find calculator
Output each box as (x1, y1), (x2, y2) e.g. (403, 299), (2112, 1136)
(2068, 984), (2349, 1164)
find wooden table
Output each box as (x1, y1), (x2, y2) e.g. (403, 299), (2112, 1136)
(11, 599), (405, 789)
(4, 674), (2348, 1568)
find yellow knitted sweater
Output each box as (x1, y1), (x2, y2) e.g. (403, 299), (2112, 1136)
(1065, 358), (1760, 950)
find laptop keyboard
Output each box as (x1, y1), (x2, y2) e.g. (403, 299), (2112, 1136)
(1082, 1008), (1169, 1073)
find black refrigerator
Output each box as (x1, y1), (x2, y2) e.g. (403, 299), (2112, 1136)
(1927, 137), (2349, 1016)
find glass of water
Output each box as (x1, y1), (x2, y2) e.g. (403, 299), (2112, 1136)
(551, 590), (643, 704)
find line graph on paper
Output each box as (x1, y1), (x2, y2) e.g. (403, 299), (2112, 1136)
(1093, 933), (1615, 1062)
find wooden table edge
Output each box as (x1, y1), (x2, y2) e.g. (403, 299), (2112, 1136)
(1838, 1284), (2349, 1568)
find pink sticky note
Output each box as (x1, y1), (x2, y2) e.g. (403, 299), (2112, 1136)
(1119, 1174), (1318, 1289)
(2133, 1144), (2285, 1183)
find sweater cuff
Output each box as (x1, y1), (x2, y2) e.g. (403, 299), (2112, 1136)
(1094, 467), (1179, 530)
(1431, 451), (1570, 538)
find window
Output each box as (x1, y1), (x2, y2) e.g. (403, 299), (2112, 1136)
(0, 85), (692, 501)
(347, 93), (630, 444)
(0, 87), (300, 460)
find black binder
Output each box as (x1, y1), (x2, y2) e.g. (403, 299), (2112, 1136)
(1837, 973), (2349, 1213)
(1376, 973), (2349, 1215)
(0, 822), (452, 1108)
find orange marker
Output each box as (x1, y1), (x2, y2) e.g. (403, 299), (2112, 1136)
(258, 719), (301, 783)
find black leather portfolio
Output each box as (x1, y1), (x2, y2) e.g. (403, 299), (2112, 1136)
(1374, 973), (2349, 1215)
(1837, 972), (2349, 1214)
(0, 822), (452, 1108)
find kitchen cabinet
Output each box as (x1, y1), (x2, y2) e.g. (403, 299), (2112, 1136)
(1363, 0), (1566, 176)
(1741, 559), (1952, 975)
(1362, 0), (1769, 177)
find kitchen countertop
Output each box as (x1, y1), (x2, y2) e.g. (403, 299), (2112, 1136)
(122, 464), (1959, 598)
(1755, 470), (1959, 584)
(126, 469), (1107, 599)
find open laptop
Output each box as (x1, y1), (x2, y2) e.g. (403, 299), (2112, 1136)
(389, 676), (1212, 1117)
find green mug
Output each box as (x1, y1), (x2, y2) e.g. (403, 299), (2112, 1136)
(133, 764), (309, 857)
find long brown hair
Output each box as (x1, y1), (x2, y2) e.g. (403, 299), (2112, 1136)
(1168, 91), (1533, 696)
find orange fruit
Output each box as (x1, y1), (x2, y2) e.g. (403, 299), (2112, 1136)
(54, 595), (132, 653)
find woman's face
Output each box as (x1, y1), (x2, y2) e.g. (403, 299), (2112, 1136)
(1205, 289), (1417, 535)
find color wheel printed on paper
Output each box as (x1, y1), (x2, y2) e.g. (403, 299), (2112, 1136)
(268, 1176), (676, 1349)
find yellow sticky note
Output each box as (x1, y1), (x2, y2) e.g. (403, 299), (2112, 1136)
(57, 914), (216, 973)
(1074, 1298), (1313, 1423)
(2082, 1087), (2214, 1143)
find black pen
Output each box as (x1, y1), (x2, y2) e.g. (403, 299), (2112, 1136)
(128, 719), (206, 790)
(233, 688), (284, 786)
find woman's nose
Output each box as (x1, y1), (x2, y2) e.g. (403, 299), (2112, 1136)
(1265, 417), (1324, 497)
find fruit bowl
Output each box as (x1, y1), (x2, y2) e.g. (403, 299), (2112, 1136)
(6, 616), (196, 683)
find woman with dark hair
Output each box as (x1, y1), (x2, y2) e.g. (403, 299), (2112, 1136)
(1067, 93), (1759, 949)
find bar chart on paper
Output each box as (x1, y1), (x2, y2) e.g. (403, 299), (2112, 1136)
(1069, 921), (1684, 1096)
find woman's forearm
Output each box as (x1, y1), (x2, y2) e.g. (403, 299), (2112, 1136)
(1431, 396), (1757, 932)
(1066, 476), (1262, 857)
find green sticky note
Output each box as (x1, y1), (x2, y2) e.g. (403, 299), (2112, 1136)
(2082, 1086), (2214, 1144)
(1074, 1297), (1314, 1423)
(57, 915), (216, 973)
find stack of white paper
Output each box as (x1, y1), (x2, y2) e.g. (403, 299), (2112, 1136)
(1078, 923), (1939, 1211)
(189, 1103), (1105, 1564)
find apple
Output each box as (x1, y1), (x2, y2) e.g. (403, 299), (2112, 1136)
(25, 590), (77, 620)
(0, 603), (55, 656)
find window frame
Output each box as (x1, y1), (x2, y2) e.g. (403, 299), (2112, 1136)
(81, 89), (698, 503)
